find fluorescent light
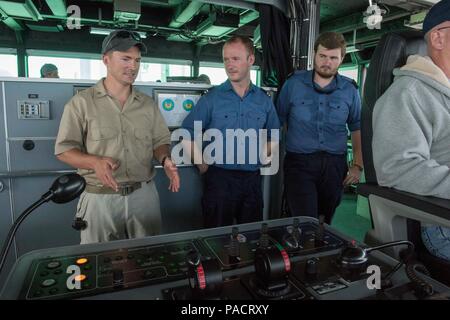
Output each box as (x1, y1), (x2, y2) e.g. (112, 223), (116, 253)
(89, 27), (147, 38)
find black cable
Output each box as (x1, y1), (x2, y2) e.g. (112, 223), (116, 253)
(0, 192), (52, 275)
(365, 240), (414, 283)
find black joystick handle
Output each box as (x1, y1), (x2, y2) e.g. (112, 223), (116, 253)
(315, 215), (325, 245)
(228, 227), (240, 258)
(292, 218), (302, 240)
(259, 223), (270, 249)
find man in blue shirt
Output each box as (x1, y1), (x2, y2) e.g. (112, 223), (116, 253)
(182, 36), (280, 227)
(277, 32), (363, 224)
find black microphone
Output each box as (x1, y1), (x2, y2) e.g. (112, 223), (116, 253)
(0, 174), (85, 275)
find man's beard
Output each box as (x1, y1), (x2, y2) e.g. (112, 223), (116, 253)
(315, 65), (337, 79)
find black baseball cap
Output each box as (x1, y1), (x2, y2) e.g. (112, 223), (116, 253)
(423, 0), (450, 34)
(101, 30), (147, 54)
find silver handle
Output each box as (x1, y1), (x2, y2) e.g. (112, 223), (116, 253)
(0, 170), (76, 178)
(0, 180), (4, 193)
(0, 164), (194, 179)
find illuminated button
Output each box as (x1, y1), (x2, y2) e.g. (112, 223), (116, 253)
(75, 274), (87, 282)
(41, 279), (56, 287)
(46, 261), (61, 269)
(76, 258), (88, 265)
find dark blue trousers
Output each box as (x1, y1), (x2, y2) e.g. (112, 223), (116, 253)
(202, 166), (263, 228)
(283, 151), (348, 224)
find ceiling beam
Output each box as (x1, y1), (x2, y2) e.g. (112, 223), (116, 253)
(45, 0), (67, 17)
(321, 6), (411, 34)
(0, 7), (24, 31)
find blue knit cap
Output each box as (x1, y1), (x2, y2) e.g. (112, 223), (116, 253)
(423, 0), (450, 34)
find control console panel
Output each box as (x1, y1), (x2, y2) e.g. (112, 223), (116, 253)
(1, 217), (449, 300)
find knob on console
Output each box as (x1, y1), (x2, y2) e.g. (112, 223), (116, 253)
(305, 258), (319, 279)
(186, 249), (201, 266)
(249, 246), (292, 298)
(188, 258), (223, 299)
(338, 240), (368, 270)
(112, 269), (124, 288)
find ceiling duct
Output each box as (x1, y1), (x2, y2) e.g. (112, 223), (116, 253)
(169, 0), (204, 28)
(114, 0), (141, 22)
(196, 11), (240, 37)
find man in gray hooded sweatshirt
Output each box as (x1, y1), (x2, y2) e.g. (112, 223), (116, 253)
(373, 0), (450, 260)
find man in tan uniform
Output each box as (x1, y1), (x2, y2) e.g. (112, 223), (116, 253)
(55, 30), (180, 244)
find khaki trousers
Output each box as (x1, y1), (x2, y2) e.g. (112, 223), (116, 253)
(76, 180), (161, 244)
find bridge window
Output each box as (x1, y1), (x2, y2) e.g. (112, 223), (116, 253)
(0, 52), (18, 77)
(28, 55), (106, 79)
(27, 53), (192, 82)
(339, 66), (358, 82)
(200, 63), (259, 85)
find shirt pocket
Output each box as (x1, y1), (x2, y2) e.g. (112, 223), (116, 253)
(291, 99), (314, 122)
(328, 101), (349, 125)
(134, 127), (152, 144)
(246, 110), (266, 129)
(210, 110), (238, 130)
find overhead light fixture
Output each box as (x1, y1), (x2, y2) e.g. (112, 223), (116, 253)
(114, 0), (141, 22)
(90, 27), (147, 38)
(363, 0), (386, 30)
(196, 12), (239, 37)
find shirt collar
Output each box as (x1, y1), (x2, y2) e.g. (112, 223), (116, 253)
(302, 70), (344, 90)
(222, 79), (257, 94)
(94, 78), (143, 101)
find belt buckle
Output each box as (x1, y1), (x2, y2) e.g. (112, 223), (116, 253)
(120, 184), (133, 196)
